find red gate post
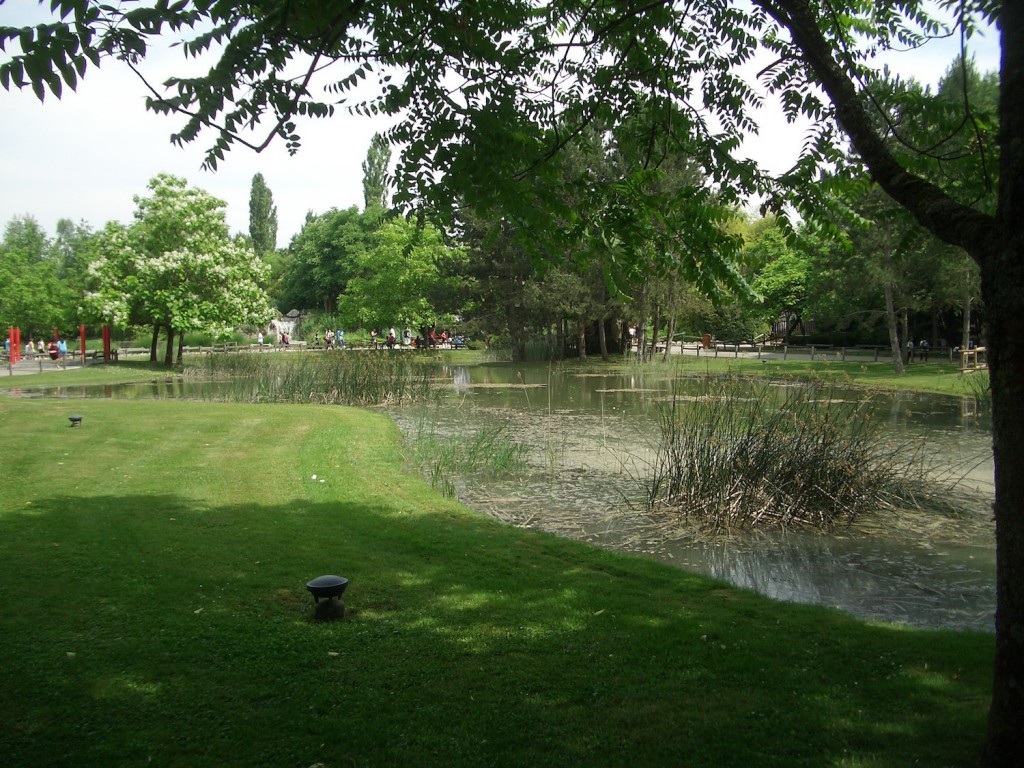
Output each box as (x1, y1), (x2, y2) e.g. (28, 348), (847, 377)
(80, 325), (87, 366)
(102, 325), (111, 362)
(13, 327), (21, 364)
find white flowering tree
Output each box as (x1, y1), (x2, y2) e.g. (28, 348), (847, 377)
(83, 174), (274, 364)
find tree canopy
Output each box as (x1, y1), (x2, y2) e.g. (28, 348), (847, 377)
(0, 215), (76, 336)
(83, 174), (274, 363)
(248, 172), (278, 257)
(361, 132), (391, 213)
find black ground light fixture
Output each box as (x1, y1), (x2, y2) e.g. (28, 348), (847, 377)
(306, 575), (348, 620)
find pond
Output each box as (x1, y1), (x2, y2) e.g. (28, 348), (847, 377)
(387, 363), (995, 633)
(12, 361), (995, 632)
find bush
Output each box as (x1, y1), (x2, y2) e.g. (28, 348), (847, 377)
(645, 380), (930, 531)
(186, 350), (441, 406)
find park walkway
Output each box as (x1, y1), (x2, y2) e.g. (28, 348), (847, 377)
(2, 355), (90, 377)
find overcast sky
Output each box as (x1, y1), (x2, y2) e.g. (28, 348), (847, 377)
(0, 1), (1001, 246)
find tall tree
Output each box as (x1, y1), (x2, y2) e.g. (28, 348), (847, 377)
(4, 2), (1023, 761)
(361, 133), (391, 213)
(248, 172), (278, 257)
(336, 217), (454, 332)
(0, 215), (70, 337)
(454, 210), (537, 361)
(84, 174), (274, 364)
(749, 229), (811, 344)
(280, 206), (376, 312)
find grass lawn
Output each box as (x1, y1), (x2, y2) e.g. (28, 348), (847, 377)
(0, 361), (184, 389)
(0, 395), (992, 767)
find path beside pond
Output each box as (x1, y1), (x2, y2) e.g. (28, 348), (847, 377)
(3, 355), (89, 376)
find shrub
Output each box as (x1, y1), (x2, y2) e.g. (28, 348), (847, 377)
(645, 380), (929, 531)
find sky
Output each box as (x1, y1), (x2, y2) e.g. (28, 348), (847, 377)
(0, 1), (1002, 246)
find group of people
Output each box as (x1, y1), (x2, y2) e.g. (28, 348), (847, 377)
(907, 338), (978, 362)
(2, 336), (68, 363)
(255, 330), (293, 346)
(906, 338), (931, 362)
(370, 327), (406, 349)
(253, 325), (468, 351)
(417, 327), (465, 349)
(32, 337), (67, 361)
(360, 326), (466, 350)
(322, 329), (345, 349)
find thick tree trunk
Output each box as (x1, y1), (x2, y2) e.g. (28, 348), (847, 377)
(577, 318), (586, 363)
(663, 314), (676, 361)
(755, 2), (1021, 762)
(901, 308), (910, 364)
(598, 318), (609, 362)
(149, 323), (160, 363)
(980, 2), (1024, 757)
(163, 326), (175, 367)
(649, 303), (661, 360)
(979, 239), (1024, 766)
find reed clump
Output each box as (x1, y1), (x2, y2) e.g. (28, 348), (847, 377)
(646, 381), (924, 532)
(187, 351), (438, 406)
(408, 419), (529, 498)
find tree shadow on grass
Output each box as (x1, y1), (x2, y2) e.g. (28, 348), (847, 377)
(0, 494), (993, 768)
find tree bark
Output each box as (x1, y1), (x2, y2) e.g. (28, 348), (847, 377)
(649, 302), (661, 360)
(663, 314), (676, 361)
(901, 308), (910, 364)
(577, 318), (587, 363)
(756, 3), (1023, 762)
(163, 325), (175, 367)
(978, 237), (1024, 767)
(979, 3), (1024, 759)
(149, 323), (160, 363)
(884, 281), (905, 374)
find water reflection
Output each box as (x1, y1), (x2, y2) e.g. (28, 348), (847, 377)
(395, 364), (995, 632)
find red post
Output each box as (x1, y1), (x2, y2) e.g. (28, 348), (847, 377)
(13, 327), (21, 364)
(102, 325), (111, 362)
(80, 325), (87, 366)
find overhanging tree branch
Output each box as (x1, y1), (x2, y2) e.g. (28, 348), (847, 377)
(756, 0), (998, 260)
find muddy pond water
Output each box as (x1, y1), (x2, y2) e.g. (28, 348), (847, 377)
(17, 362), (995, 632)
(388, 363), (996, 634)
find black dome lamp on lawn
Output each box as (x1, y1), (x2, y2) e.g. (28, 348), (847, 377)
(306, 575), (349, 620)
